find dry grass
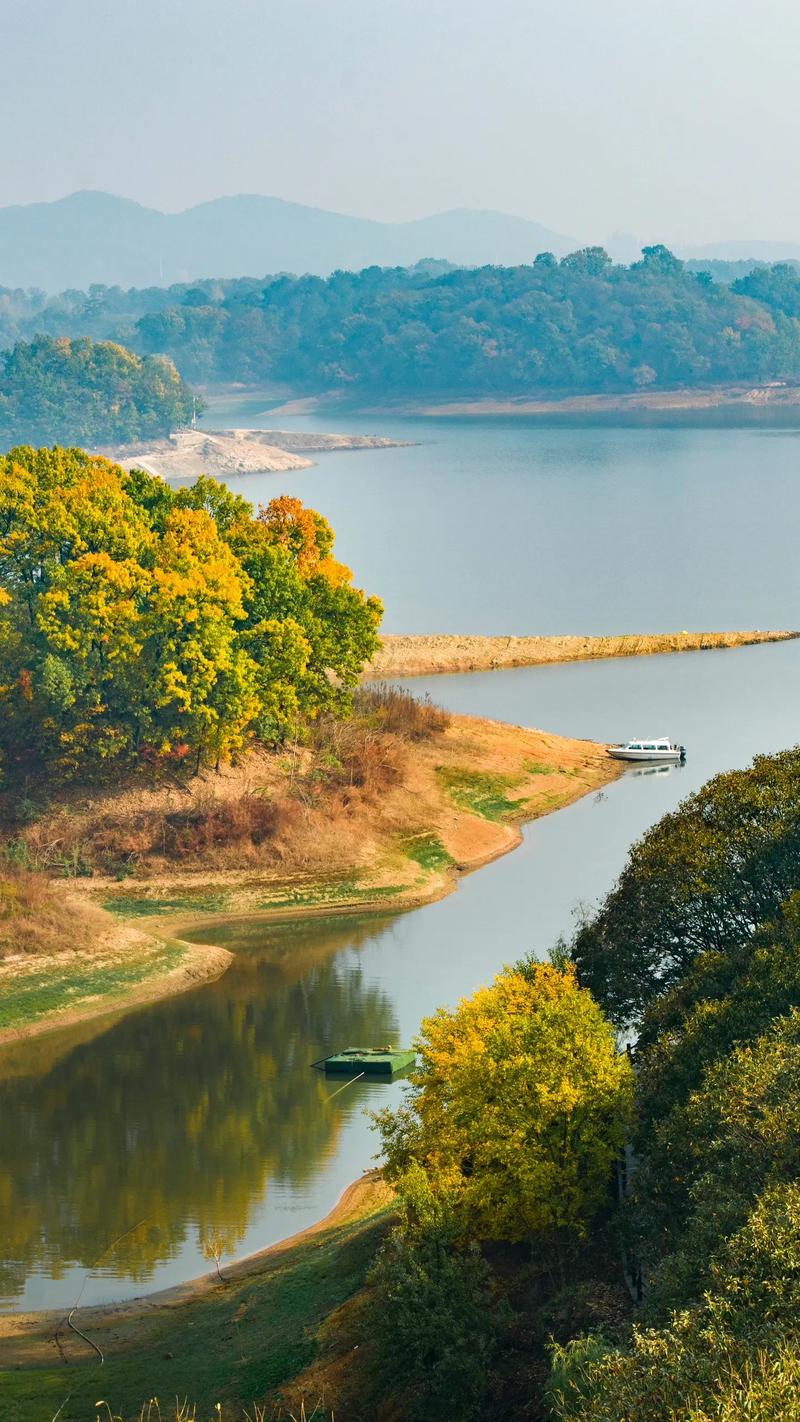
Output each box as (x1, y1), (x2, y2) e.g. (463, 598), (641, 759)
(5, 691), (452, 881)
(353, 683), (451, 738)
(0, 865), (106, 959)
(365, 629), (799, 678)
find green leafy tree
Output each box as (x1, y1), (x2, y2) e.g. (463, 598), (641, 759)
(368, 1162), (505, 1422)
(571, 748), (800, 1027)
(548, 1184), (800, 1422)
(0, 335), (198, 446)
(634, 893), (800, 1144)
(0, 448), (382, 781)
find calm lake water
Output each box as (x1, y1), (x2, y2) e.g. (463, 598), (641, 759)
(201, 402), (800, 635)
(2, 419), (799, 1310)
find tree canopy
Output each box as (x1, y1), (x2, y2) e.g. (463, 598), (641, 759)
(3, 252), (800, 398)
(376, 962), (633, 1244)
(0, 447), (382, 782)
(0, 335), (197, 447)
(570, 747), (800, 1027)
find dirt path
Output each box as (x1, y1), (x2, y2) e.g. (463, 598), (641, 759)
(365, 629), (798, 678)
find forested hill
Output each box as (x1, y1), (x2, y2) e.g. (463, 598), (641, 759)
(0, 337), (196, 446)
(5, 246), (800, 397)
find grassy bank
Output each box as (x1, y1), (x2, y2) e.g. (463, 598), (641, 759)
(365, 628), (797, 678)
(0, 1175), (394, 1422)
(0, 692), (619, 1041)
(77, 710), (618, 931)
(0, 927), (232, 1046)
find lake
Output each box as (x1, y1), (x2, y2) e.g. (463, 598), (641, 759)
(202, 402), (800, 636)
(2, 419), (799, 1310)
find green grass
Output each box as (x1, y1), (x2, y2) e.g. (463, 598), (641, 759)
(257, 878), (406, 912)
(523, 759), (582, 779)
(402, 833), (455, 872)
(0, 1196), (393, 1422)
(102, 892), (230, 917)
(522, 759), (555, 775)
(0, 941), (185, 1030)
(436, 766), (526, 822)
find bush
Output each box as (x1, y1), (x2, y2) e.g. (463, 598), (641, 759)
(368, 1163), (506, 1422)
(0, 864), (106, 957)
(354, 683), (450, 739)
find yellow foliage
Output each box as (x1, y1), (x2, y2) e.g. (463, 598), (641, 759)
(380, 963), (634, 1242)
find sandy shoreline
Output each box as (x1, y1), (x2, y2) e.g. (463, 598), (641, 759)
(365, 629), (798, 678)
(103, 426), (411, 480)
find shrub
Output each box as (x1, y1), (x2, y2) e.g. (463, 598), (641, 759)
(354, 683), (450, 739)
(368, 1163), (506, 1422)
(0, 864), (106, 957)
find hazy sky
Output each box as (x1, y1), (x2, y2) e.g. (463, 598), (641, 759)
(2, 0), (799, 245)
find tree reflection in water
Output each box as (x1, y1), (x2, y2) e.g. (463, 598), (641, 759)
(0, 913), (399, 1304)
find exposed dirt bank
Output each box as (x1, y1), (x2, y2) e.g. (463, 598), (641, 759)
(103, 426), (409, 481)
(366, 629), (798, 678)
(0, 1172), (393, 1365)
(406, 384), (800, 423)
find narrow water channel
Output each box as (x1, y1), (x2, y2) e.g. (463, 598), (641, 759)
(2, 637), (799, 1311)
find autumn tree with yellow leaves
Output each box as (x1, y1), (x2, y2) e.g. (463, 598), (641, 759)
(376, 962), (634, 1244)
(0, 446), (382, 780)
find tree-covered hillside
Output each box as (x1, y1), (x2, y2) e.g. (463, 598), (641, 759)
(0, 336), (197, 446)
(4, 248), (800, 398)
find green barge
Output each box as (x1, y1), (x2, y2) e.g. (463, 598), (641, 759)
(320, 1046), (416, 1075)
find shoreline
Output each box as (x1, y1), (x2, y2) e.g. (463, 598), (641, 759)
(365, 628), (798, 678)
(0, 1172), (394, 1360)
(0, 936), (232, 1049)
(0, 712), (621, 1047)
(203, 383), (800, 426)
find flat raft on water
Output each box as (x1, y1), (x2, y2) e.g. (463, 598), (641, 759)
(321, 1046), (416, 1075)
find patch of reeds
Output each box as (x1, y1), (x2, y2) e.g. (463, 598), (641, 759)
(354, 682), (451, 739)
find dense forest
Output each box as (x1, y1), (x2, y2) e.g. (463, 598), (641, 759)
(0, 336), (196, 445)
(4, 251), (800, 399)
(337, 748), (800, 1420)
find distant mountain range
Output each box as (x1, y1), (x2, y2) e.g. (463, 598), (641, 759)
(0, 190), (576, 291)
(1, 191), (798, 292)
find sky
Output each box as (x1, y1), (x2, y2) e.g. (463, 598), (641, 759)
(1, 0), (799, 246)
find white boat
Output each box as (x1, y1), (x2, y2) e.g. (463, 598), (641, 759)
(607, 736), (686, 763)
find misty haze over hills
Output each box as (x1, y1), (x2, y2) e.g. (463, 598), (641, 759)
(0, 191), (576, 291)
(2, 191), (800, 294)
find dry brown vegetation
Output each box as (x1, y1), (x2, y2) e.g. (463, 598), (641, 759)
(4, 688), (452, 882)
(0, 865), (106, 959)
(365, 629), (798, 678)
